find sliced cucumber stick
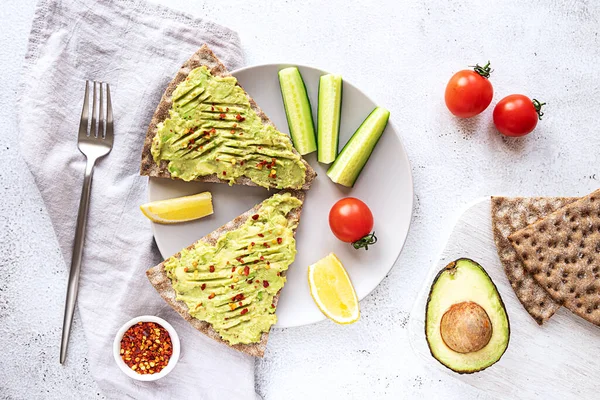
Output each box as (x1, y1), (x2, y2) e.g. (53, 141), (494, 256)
(278, 67), (316, 155)
(317, 74), (343, 163)
(327, 107), (390, 187)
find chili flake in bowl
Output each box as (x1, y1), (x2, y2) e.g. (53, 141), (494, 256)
(113, 316), (180, 381)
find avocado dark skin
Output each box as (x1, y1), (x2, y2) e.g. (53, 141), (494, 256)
(425, 258), (510, 374)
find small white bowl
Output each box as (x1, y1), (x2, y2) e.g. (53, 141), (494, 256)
(113, 315), (180, 381)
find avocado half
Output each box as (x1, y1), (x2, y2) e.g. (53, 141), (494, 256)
(425, 258), (510, 374)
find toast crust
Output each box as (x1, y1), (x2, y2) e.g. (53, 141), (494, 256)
(140, 44), (316, 190)
(146, 190), (305, 357)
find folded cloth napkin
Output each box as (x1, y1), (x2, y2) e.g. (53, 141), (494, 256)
(17, 0), (257, 398)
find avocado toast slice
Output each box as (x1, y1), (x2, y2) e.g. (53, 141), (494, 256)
(146, 191), (304, 357)
(140, 44), (316, 190)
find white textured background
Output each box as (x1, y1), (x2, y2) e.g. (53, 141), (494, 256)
(2, 0), (599, 399)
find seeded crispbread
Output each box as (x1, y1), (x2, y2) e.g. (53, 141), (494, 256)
(508, 189), (600, 326)
(146, 190), (304, 357)
(491, 197), (578, 324)
(140, 44), (316, 190)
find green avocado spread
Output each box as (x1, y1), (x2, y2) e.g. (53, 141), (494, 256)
(151, 66), (307, 189)
(164, 193), (302, 345)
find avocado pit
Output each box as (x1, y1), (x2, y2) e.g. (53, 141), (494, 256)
(440, 301), (492, 353)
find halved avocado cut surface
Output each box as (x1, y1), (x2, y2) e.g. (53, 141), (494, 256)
(425, 258), (510, 374)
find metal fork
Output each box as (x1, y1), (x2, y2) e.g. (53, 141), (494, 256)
(60, 81), (113, 364)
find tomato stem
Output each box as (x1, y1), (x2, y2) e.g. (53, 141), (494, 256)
(352, 232), (377, 250)
(532, 99), (546, 120)
(470, 61), (492, 79)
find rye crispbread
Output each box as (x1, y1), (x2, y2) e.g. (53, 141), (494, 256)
(146, 190), (305, 357)
(508, 189), (600, 326)
(491, 196), (577, 324)
(140, 44), (316, 190)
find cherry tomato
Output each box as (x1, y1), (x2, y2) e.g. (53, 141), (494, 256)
(493, 95), (545, 137)
(329, 198), (376, 250)
(445, 62), (494, 118)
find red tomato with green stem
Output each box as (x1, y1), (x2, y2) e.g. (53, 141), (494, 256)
(445, 61), (494, 118)
(329, 198), (377, 250)
(493, 95), (545, 137)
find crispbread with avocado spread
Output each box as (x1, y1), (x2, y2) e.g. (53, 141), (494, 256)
(146, 191), (304, 357)
(140, 44), (316, 190)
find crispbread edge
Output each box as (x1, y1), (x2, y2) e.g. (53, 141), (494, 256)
(140, 44), (316, 190)
(490, 196), (578, 325)
(146, 190), (305, 357)
(508, 188), (600, 326)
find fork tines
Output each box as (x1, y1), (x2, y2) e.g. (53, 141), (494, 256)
(79, 80), (113, 143)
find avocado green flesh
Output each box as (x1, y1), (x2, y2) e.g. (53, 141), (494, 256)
(425, 258), (510, 373)
(151, 66), (306, 189)
(164, 193), (302, 345)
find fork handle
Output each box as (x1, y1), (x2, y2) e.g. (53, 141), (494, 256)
(60, 157), (96, 364)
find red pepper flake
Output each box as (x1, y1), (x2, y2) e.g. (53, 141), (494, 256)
(258, 233), (264, 238)
(252, 214), (259, 220)
(243, 266), (250, 276)
(119, 321), (173, 375)
(209, 265), (215, 273)
(219, 113), (226, 119)
(263, 280), (269, 288)
(240, 308), (249, 315)
(277, 237), (283, 245)
(208, 293), (216, 299)
(201, 283), (206, 291)
(232, 293), (245, 302)
(222, 171), (227, 176)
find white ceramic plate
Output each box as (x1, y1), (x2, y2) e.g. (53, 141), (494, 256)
(148, 64), (413, 327)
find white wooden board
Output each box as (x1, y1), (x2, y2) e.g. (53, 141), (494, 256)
(408, 198), (600, 398)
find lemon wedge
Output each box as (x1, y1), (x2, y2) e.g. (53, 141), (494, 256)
(140, 192), (213, 224)
(308, 253), (360, 324)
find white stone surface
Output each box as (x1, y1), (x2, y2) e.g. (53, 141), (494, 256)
(2, 0), (599, 399)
